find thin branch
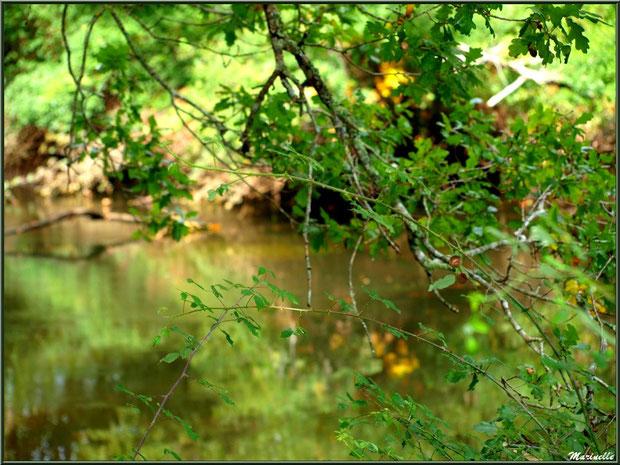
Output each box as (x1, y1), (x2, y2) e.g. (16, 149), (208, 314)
(62, 5), (105, 182)
(252, 304), (557, 448)
(170, 105), (298, 225)
(302, 163), (314, 307)
(194, 5), (232, 15)
(355, 5), (396, 24)
(465, 185), (554, 256)
(131, 288), (250, 460)
(127, 9), (261, 58)
(240, 70), (280, 155)
(500, 299), (543, 352)
(349, 224), (375, 355)
(424, 270), (460, 313)
(109, 9), (233, 148)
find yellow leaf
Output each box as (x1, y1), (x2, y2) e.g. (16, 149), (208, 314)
(564, 280), (579, 294)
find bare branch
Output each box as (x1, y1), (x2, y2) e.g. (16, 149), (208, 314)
(349, 224), (375, 355)
(194, 5), (233, 15)
(5, 208), (140, 236)
(302, 163), (314, 307)
(240, 70), (280, 155)
(109, 8), (233, 149)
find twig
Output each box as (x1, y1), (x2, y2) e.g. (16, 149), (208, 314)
(127, 9), (260, 58)
(61, 6), (105, 183)
(500, 299), (543, 353)
(194, 5), (232, 15)
(349, 224), (375, 355)
(240, 70), (280, 155)
(253, 304), (557, 449)
(303, 163), (314, 307)
(355, 5), (396, 24)
(424, 270), (460, 313)
(109, 9), (233, 148)
(131, 289), (249, 460)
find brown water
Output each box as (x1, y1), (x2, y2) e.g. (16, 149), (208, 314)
(3, 196), (535, 460)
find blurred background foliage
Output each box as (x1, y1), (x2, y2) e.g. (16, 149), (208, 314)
(3, 3), (614, 146)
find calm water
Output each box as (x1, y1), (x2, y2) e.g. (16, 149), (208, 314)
(3, 197), (552, 460)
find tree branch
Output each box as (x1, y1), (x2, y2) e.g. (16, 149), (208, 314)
(109, 8), (233, 149)
(240, 70), (280, 155)
(4, 208), (140, 236)
(349, 224), (375, 355)
(131, 288), (251, 460)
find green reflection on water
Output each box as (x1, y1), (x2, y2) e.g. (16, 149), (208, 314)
(4, 199), (523, 460)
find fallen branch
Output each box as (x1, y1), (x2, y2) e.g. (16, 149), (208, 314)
(4, 237), (138, 261)
(4, 208), (140, 236)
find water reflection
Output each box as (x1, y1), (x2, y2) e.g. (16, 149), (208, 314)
(4, 198), (536, 460)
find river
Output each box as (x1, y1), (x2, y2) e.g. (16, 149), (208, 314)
(3, 196), (544, 460)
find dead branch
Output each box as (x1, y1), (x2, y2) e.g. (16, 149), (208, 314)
(457, 43), (564, 107)
(4, 208), (140, 236)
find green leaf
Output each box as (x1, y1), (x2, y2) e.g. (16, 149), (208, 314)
(445, 369), (470, 383)
(186, 277), (204, 290)
(221, 329), (234, 346)
(382, 325), (408, 340)
(467, 373), (479, 391)
(564, 324), (579, 347)
(238, 317), (260, 337)
(179, 418), (199, 442)
(428, 274), (456, 292)
(160, 352), (180, 364)
(116, 384), (135, 396)
(163, 449), (182, 461)
(126, 403), (141, 414)
(280, 328), (294, 338)
(197, 379), (214, 388)
(294, 326), (308, 336)
(498, 405), (516, 423)
(257, 266), (276, 278)
(363, 287), (401, 314)
(211, 285), (223, 298)
(365, 442), (379, 453)
(474, 421), (498, 435)
(541, 355), (570, 371)
(566, 18), (589, 53)
(508, 38), (529, 58)
(254, 294), (267, 310)
(530, 225), (556, 247)
(352, 204), (395, 235)
(418, 322), (446, 346)
(575, 112), (593, 125)
(218, 393), (236, 406)
(538, 373), (559, 387)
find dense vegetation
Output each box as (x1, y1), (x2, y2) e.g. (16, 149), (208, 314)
(3, 3), (616, 461)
